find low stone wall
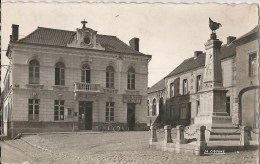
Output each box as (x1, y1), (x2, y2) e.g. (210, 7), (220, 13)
(149, 125), (252, 156)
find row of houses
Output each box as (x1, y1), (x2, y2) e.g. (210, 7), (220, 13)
(1, 20), (259, 138)
(148, 25), (259, 130)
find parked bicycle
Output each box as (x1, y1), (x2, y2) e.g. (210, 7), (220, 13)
(97, 122), (121, 132)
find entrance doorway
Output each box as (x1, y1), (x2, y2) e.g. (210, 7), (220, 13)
(127, 103), (135, 131)
(78, 101), (93, 130)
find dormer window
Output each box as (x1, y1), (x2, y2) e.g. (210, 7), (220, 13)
(84, 37), (91, 45)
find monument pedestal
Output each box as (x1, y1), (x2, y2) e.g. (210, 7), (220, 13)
(193, 35), (240, 142)
(195, 87), (230, 125)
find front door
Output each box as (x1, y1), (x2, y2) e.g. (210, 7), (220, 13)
(127, 103), (135, 131)
(78, 101), (93, 130)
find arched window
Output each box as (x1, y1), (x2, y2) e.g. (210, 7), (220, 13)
(106, 66), (115, 88)
(127, 67), (135, 90)
(152, 99), (156, 116)
(81, 64), (91, 83)
(29, 60), (40, 84)
(55, 62), (65, 85)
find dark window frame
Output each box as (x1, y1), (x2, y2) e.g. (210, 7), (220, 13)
(152, 99), (156, 116)
(179, 103), (188, 120)
(29, 60), (40, 84)
(170, 82), (174, 97)
(54, 100), (65, 121)
(106, 66), (115, 89)
(183, 79), (188, 95)
(226, 96), (230, 116)
(196, 75), (202, 92)
(127, 67), (135, 90)
(28, 99), (40, 121)
(105, 102), (115, 122)
(147, 100), (150, 116)
(81, 64), (91, 83)
(249, 53), (257, 77)
(55, 62), (65, 85)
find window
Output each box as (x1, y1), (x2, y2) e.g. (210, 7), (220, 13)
(81, 64), (91, 83)
(127, 68), (135, 90)
(183, 79), (188, 95)
(179, 104), (188, 119)
(106, 102), (114, 122)
(170, 82), (174, 97)
(152, 99), (156, 116)
(54, 100), (65, 121)
(226, 97), (230, 116)
(55, 62), (65, 85)
(106, 66), (115, 88)
(249, 53), (257, 77)
(28, 99), (39, 121)
(29, 60), (40, 84)
(196, 75), (202, 92)
(147, 100), (150, 116)
(196, 101), (200, 116)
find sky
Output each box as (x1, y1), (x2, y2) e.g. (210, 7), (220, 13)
(1, 3), (259, 87)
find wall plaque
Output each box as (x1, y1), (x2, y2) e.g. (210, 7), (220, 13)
(123, 94), (142, 104)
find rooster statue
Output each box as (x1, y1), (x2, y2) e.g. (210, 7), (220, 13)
(209, 17), (222, 33)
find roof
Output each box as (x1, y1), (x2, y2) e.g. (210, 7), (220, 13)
(235, 25), (259, 41)
(166, 53), (206, 78)
(149, 26), (257, 93)
(150, 43), (235, 92)
(233, 25), (259, 45)
(148, 78), (165, 93)
(220, 43), (236, 60)
(17, 27), (143, 55)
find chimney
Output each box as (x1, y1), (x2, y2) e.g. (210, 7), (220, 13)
(227, 36), (236, 44)
(129, 37), (139, 52)
(194, 51), (203, 59)
(12, 24), (19, 42)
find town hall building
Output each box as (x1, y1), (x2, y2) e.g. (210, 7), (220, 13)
(3, 21), (151, 138)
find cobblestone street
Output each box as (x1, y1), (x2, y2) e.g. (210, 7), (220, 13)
(5, 131), (258, 164)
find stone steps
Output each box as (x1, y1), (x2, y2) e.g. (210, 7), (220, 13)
(207, 140), (240, 146)
(210, 129), (240, 135)
(209, 135), (240, 141)
(209, 123), (241, 141)
(211, 123), (239, 129)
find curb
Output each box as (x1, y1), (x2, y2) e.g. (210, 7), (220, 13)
(22, 131), (104, 136)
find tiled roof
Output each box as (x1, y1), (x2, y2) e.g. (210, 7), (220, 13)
(149, 26), (257, 93)
(149, 44), (235, 92)
(18, 27), (143, 55)
(233, 25), (259, 46)
(235, 25), (259, 41)
(166, 53), (206, 78)
(148, 78), (165, 93)
(220, 43), (236, 60)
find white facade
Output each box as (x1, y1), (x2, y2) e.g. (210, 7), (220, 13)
(3, 24), (151, 138)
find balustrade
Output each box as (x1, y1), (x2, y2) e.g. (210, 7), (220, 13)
(74, 82), (101, 92)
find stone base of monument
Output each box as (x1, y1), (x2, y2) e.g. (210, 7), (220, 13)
(194, 115), (240, 142)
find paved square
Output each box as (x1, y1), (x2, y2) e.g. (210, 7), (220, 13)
(5, 131), (258, 164)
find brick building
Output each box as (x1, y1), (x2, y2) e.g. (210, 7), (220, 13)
(3, 21), (151, 138)
(147, 25), (259, 130)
